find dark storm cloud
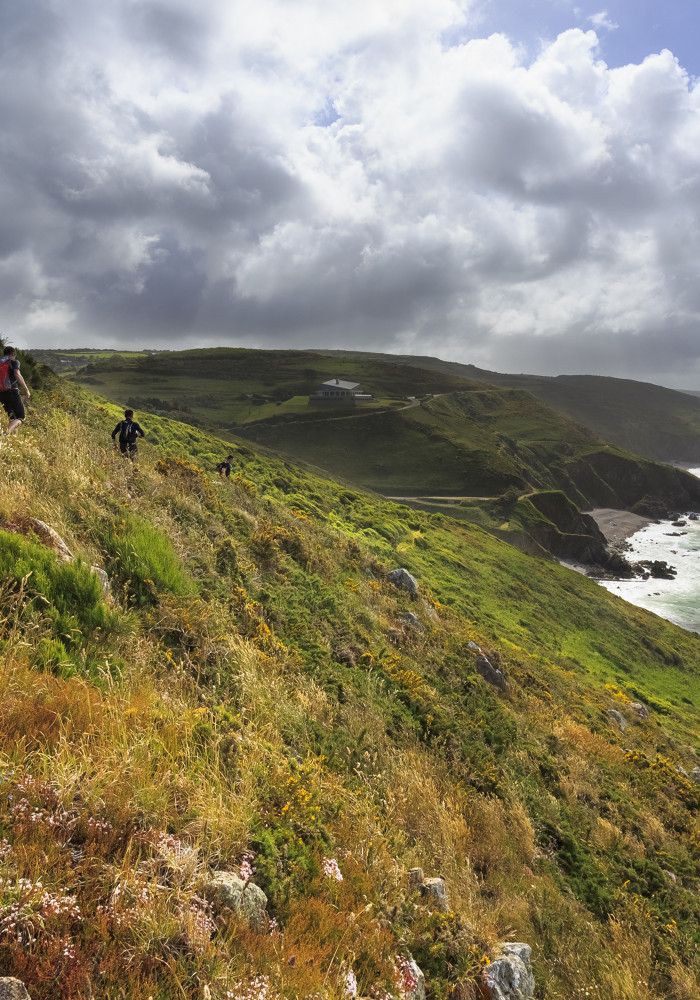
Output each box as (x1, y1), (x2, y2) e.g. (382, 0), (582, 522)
(1, 1), (700, 386)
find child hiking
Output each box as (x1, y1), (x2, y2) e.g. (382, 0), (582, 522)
(0, 346), (31, 435)
(111, 409), (145, 460)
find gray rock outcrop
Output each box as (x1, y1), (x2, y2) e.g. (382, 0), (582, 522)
(482, 942), (535, 1000)
(387, 568), (419, 596)
(401, 957), (425, 1000)
(608, 709), (627, 732)
(203, 871), (268, 931)
(90, 566), (111, 596)
(31, 519), (74, 562)
(408, 869), (450, 912)
(421, 876), (450, 912)
(692, 767), (700, 785)
(467, 641), (507, 690)
(6, 519), (111, 597)
(629, 702), (649, 719)
(400, 612), (424, 630)
(475, 655), (508, 691)
(0, 979), (32, 1000)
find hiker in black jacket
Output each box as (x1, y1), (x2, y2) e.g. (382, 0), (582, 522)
(111, 409), (145, 459)
(216, 455), (234, 477)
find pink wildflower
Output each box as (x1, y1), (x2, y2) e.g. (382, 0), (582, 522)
(322, 857), (343, 881)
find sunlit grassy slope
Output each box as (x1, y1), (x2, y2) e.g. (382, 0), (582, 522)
(4, 375), (700, 998)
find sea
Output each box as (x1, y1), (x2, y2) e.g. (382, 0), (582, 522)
(597, 469), (700, 633)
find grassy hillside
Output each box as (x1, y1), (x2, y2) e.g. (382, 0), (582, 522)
(64, 347), (475, 428)
(237, 386), (700, 520)
(320, 351), (700, 466)
(3, 375), (700, 997)
(64, 349), (700, 527)
(47, 344), (700, 463)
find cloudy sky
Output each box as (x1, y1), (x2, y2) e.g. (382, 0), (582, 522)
(2, 0), (700, 386)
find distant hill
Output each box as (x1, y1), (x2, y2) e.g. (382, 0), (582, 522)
(317, 350), (700, 465)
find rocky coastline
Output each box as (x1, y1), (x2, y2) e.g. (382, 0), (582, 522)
(582, 507), (700, 582)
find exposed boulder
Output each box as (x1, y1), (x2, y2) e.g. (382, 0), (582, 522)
(421, 877), (450, 913)
(641, 560), (677, 580)
(3, 518), (111, 596)
(629, 702), (649, 720)
(387, 568), (419, 596)
(676, 766), (689, 778)
(0, 980), (32, 1000)
(692, 768), (700, 785)
(203, 871), (268, 931)
(399, 956), (426, 1000)
(421, 598), (439, 621)
(482, 942), (535, 1000)
(608, 709), (627, 732)
(409, 869), (450, 913)
(475, 655), (508, 691)
(400, 611), (424, 630)
(31, 519), (73, 562)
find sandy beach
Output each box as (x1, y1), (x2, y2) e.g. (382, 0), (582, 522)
(588, 507), (656, 546)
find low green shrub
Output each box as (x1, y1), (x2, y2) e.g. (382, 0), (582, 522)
(101, 513), (195, 605)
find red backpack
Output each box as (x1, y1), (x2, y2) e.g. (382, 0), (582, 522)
(0, 356), (14, 391)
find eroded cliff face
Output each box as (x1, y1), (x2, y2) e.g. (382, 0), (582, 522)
(566, 451), (700, 513)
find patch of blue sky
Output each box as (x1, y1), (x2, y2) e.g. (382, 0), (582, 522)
(461, 0), (697, 76)
(314, 103), (340, 128)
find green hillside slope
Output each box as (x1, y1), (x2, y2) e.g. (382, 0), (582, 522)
(3, 375), (700, 998)
(238, 386), (700, 514)
(65, 348), (700, 527)
(320, 351), (700, 465)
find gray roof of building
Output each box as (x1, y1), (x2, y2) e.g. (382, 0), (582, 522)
(321, 379), (360, 390)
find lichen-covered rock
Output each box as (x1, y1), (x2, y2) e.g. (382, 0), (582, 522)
(203, 871), (268, 931)
(475, 655), (508, 691)
(31, 519), (73, 562)
(483, 942), (535, 999)
(421, 876), (449, 912)
(0, 979), (32, 1000)
(400, 611), (424, 630)
(387, 568), (419, 596)
(400, 956), (425, 1000)
(608, 709), (627, 732)
(629, 701), (649, 719)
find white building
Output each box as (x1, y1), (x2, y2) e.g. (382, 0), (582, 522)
(309, 377), (373, 404)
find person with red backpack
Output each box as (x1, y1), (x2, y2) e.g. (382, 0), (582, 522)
(0, 347), (31, 435)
